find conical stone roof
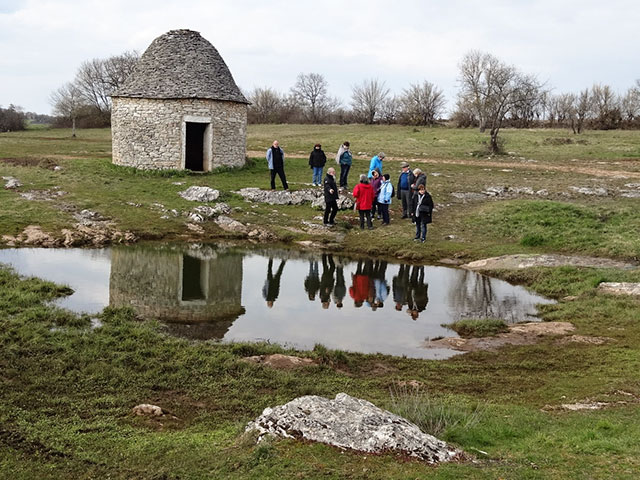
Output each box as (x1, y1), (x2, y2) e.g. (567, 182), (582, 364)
(113, 29), (248, 104)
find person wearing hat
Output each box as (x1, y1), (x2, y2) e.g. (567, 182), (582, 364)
(309, 143), (326, 186)
(367, 152), (385, 179)
(396, 161), (414, 219)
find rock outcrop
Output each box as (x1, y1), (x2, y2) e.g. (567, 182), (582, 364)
(246, 393), (461, 463)
(178, 186), (220, 202)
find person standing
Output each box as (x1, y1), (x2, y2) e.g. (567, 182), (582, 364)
(411, 183), (434, 242)
(323, 167), (339, 226)
(410, 168), (426, 196)
(352, 174), (374, 230)
(266, 140), (288, 190)
(336, 141), (352, 190)
(367, 152), (385, 178)
(396, 162), (414, 218)
(309, 143), (326, 186)
(370, 169), (382, 220)
(377, 173), (393, 225)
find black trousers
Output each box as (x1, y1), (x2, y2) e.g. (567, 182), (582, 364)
(339, 164), (350, 188)
(324, 200), (338, 224)
(270, 166), (288, 190)
(358, 209), (373, 229)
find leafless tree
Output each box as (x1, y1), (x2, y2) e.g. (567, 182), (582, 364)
(290, 72), (334, 123)
(74, 50), (139, 120)
(350, 79), (390, 124)
(456, 50), (544, 152)
(0, 104), (26, 132)
(247, 87), (284, 123)
(620, 83), (640, 126)
(573, 88), (592, 133)
(378, 96), (400, 124)
(50, 82), (82, 136)
(590, 84), (621, 129)
(399, 81), (446, 125)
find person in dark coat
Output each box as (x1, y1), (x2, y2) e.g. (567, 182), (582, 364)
(407, 265), (429, 320)
(392, 263), (410, 311)
(396, 162), (414, 218)
(410, 183), (434, 242)
(262, 258), (286, 308)
(319, 254), (336, 308)
(333, 264), (346, 308)
(266, 140), (288, 190)
(323, 167), (339, 226)
(309, 143), (327, 186)
(304, 260), (320, 301)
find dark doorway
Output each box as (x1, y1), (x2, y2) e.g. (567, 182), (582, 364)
(182, 255), (205, 301)
(185, 122), (208, 171)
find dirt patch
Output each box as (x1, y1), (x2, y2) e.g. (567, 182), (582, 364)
(242, 354), (317, 369)
(463, 254), (637, 271)
(425, 321), (575, 352)
(543, 390), (640, 412)
(0, 157), (59, 170)
(556, 335), (611, 345)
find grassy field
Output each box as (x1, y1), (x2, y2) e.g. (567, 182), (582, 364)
(2, 125), (640, 478)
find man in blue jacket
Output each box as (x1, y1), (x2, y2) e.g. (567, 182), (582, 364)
(396, 161), (414, 219)
(367, 152), (385, 178)
(266, 140), (288, 190)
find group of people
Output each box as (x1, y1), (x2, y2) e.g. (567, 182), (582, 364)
(262, 255), (430, 318)
(266, 140), (434, 242)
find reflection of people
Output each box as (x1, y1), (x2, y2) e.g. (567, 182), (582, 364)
(349, 260), (371, 307)
(266, 140), (288, 190)
(407, 266), (429, 320)
(333, 264), (346, 308)
(392, 264), (410, 311)
(304, 260), (320, 301)
(371, 260), (388, 308)
(262, 258), (286, 308)
(319, 254), (336, 309)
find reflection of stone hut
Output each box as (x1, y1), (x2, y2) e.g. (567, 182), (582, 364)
(109, 246), (244, 339)
(111, 29), (248, 171)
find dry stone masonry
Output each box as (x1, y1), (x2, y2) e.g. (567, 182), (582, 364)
(111, 29), (248, 171)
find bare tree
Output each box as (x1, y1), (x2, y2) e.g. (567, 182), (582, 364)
(290, 72), (333, 123)
(378, 96), (400, 124)
(399, 81), (446, 125)
(591, 84), (621, 129)
(573, 88), (592, 133)
(351, 79), (390, 124)
(0, 104), (26, 132)
(620, 84), (640, 126)
(74, 50), (139, 120)
(247, 87), (283, 123)
(50, 82), (82, 136)
(456, 50), (544, 153)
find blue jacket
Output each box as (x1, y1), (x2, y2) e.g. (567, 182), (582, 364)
(339, 150), (352, 166)
(368, 156), (383, 178)
(266, 146), (285, 170)
(378, 180), (393, 204)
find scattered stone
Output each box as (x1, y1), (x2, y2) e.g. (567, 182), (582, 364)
(19, 189), (67, 201)
(438, 258), (464, 266)
(556, 335), (610, 345)
(237, 187), (320, 205)
(185, 222), (204, 234)
(192, 203), (231, 218)
(178, 185), (220, 202)
(133, 404), (167, 417)
(562, 296), (579, 302)
(2, 176), (21, 189)
(426, 321), (575, 353)
(53, 165), (63, 171)
(598, 282), (640, 296)
(463, 254), (636, 271)
(569, 186), (608, 196)
(245, 393), (461, 463)
(126, 201), (142, 207)
(247, 228), (275, 241)
(242, 354), (316, 369)
(172, 181), (185, 185)
(215, 215), (248, 233)
(444, 235), (457, 241)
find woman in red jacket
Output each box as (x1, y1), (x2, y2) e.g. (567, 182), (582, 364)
(352, 174), (375, 230)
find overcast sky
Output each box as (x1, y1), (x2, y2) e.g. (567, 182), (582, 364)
(1, 0), (639, 114)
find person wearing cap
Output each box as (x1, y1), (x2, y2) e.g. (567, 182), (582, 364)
(396, 161), (414, 219)
(309, 143), (326, 186)
(367, 152), (385, 179)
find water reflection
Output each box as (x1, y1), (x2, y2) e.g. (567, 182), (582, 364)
(0, 244), (555, 359)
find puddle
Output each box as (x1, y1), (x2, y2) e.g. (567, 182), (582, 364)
(0, 244), (554, 359)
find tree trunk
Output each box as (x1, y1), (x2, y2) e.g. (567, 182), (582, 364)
(72, 117), (76, 138)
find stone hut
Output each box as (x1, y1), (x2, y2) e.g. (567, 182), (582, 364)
(111, 29), (248, 171)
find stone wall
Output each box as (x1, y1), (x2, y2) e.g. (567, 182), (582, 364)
(111, 97), (247, 170)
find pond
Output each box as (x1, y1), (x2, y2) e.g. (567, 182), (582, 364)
(0, 244), (554, 359)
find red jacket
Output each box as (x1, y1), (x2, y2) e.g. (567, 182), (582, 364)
(352, 182), (374, 210)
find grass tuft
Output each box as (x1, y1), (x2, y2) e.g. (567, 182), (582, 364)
(443, 318), (509, 338)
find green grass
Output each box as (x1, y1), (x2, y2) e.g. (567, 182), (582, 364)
(3, 125), (640, 477)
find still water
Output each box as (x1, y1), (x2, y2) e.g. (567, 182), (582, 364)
(0, 244), (554, 359)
